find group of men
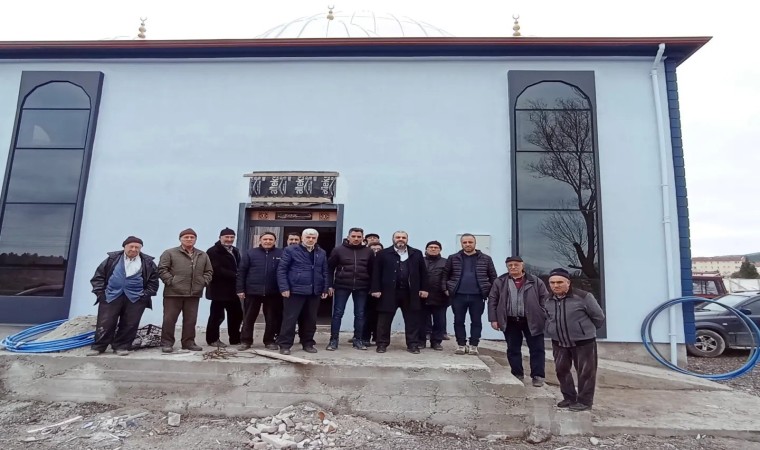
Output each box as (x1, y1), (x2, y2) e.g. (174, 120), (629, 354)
(86, 226), (605, 412)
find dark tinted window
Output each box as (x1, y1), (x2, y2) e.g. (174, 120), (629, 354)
(23, 82), (90, 109)
(511, 74), (601, 303)
(6, 150), (83, 203)
(16, 110), (90, 148)
(0, 75), (97, 298)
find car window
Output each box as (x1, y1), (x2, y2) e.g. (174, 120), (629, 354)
(742, 300), (760, 315)
(701, 294), (753, 311)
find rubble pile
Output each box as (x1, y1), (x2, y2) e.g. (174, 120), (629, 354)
(243, 403), (397, 449)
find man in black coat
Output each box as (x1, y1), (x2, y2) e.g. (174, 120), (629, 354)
(370, 231), (429, 354)
(205, 228), (243, 348)
(236, 231), (283, 351)
(327, 227), (374, 351)
(88, 236), (159, 356)
(444, 233), (498, 356)
(421, 241), (448, 350)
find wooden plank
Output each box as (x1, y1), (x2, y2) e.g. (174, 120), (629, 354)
(251, 349), (314, 365)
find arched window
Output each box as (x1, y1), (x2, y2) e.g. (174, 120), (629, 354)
(511, 75), (602, 304)
(0, 72), (103, 323)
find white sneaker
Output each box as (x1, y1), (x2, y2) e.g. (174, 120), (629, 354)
(469, 346), (479, 355)
(455, 345), (467, 355)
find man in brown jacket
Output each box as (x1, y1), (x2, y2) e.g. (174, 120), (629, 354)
(158, 228), (213, 353)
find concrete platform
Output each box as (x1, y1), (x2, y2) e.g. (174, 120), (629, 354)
(2, 329), (760, 440)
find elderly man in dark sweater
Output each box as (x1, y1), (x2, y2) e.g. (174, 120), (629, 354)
(488, 256), (549, 386)
(88, 236), (159, 356)
(545, 268), (606, 412)
(443, 234), (497, 356)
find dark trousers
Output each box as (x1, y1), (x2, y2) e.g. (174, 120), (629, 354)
(277, 294), (319, 349)
(362, 298), (378, 343)
(330, 288), (368, 340)
(376, 289), (422, 349)
(552, 340), (598, 406)
(241, 294), (283, 345)
(504, 317), (545, 378)
(161, 296), (200, 348)
(206, 299), (243, 345)
(420, 304), (447, 345)
(451, 294), (485, 346)
(92, 294), (148, 352)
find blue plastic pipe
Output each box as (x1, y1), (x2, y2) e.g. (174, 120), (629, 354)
(0, 319), (95, 353)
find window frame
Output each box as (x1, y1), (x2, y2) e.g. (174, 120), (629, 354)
(508, 71), (606, 337)
(0, 71), (104, 324)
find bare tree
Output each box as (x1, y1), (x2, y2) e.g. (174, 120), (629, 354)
(524, 98), (598, 278)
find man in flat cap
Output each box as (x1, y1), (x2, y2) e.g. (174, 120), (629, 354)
(87, 236), (159, 356)
(545, 268), (605, 411)
(488, 256), (549, 386)
(158, 228), (213, 353)
(205, 227), (242, 348)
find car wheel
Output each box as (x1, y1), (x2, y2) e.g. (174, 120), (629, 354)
(687, 329), (726, 357)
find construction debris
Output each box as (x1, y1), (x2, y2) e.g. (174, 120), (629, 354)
(252, 349), (314, 365)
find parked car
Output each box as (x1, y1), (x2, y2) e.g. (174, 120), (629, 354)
(687, 291), (760, 357)
(692, 273), (727, 299)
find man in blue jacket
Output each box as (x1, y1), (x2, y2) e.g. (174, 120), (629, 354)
(236, 231), (282, 351)
(276, 228), (330, 355)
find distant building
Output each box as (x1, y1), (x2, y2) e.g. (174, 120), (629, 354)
(692, 256), (746, 276)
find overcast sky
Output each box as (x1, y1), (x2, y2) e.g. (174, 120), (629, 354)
(1, 0), (756, 257)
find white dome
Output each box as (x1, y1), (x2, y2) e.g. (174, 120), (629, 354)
(257, 10), (454, 38)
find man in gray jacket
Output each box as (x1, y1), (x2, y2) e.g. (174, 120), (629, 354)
(488, 256), (549, 386)
(158, 228), (214, 353)
(545, 268), (605, 412)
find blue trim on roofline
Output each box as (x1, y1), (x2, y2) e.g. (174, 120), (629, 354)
(665, 60), (695, 344)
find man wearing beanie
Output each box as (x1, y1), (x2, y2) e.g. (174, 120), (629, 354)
(545, 268), (606, 412)
(443, 233), (498, 356)
(205, 227), (242, 348)
(488, 256), (550, 386)
(158, 228), (213, 352)
(421, 241), (448, 350)
(87, 236), (159, 356)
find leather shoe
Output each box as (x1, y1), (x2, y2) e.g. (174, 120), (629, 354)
(376, 345), (387, 353)
(237, 344), (252, 351)
(161, 347), (174, 353)
(183, 344), (203, 351)
(569, 403), (591, 412)
(303, 346), (318, 354)
(557, 399), (573, 408)
(264, 343), (279, 351)
(279, 348), (291, 355)
(431, 343), (443, 351)
(407, 347), (420, 354)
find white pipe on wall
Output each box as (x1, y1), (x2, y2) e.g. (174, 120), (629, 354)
(650, 43), (679, 365)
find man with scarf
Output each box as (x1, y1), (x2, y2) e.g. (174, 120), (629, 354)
(488, 256), (549, 386)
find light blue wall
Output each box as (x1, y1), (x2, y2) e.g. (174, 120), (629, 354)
(0, 57), (682, 342)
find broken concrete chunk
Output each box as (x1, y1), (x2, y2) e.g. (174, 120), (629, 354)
(284, 418), (295, 428)
(252, 443), (269, 450)
(261, 432), (297, 449)
(590, 436), (601, 446)
(279, 405), (295, 414)
(278, 423), (287, 433)
(525, 426), (551, 444)
(257, 424), (278, 434)
(167, 412), (181, 427)
(246, 425), (261, 436)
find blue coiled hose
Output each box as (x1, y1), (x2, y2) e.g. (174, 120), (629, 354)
(641, 296), (760, 380)
(0, 319), (95, 353)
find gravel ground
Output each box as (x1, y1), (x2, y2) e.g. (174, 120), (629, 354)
(687, 349), (760, 396)
(2, 400), (760, 450)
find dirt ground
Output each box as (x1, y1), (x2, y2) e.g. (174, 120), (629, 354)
(1, 399), (758, 450)
(687, 349), (759, 397)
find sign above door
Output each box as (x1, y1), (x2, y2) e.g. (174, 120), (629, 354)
(244, 171), (339, 204)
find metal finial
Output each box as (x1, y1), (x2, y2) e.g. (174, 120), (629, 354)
(327, 5), (335, 20)
(512, 14), (521, 37)
(138, 17), (147, 39)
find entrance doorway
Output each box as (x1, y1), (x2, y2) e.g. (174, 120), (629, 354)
(241, 205), (343, 325)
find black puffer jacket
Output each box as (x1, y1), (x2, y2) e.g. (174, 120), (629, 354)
(205, 241), (241, 301)
(328, 241), (374, 290)
(90, 251), (159, 309)
(424, 255), (448, 306)
(236, 246), (282, 296)
(444, 250), (498, 298)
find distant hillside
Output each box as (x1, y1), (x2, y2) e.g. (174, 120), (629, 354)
(746, 253), (760, 263)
